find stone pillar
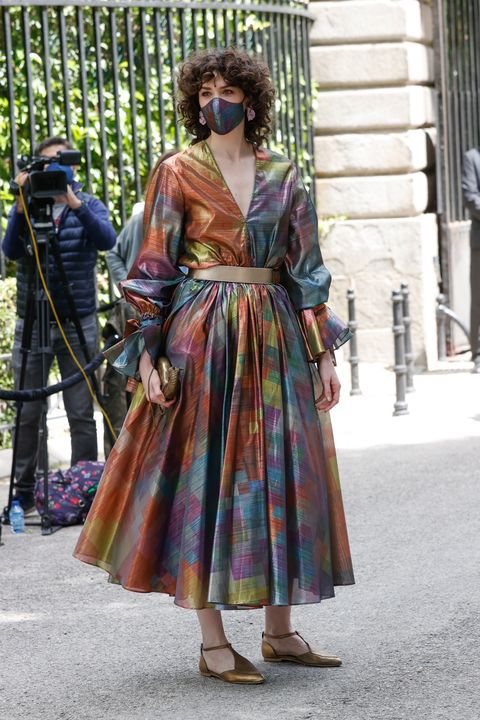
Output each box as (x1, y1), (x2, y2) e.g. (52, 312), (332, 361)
(310, 0), (438, 367)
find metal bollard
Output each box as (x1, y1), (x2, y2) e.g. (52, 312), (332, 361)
(347, 289), (361, 395)
(436, 293), (447, 361)
(400, 283), (414, 392)
(392, 290), (409, 416)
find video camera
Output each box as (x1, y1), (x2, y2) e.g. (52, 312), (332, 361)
(10, 149), (82, 219)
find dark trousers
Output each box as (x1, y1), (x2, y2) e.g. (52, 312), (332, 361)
(102, 363), (129, 458)
(12, 312), (98, 493)
(471, 249), (480, 360)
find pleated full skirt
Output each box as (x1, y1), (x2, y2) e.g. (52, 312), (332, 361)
(73, 278), (354, 609)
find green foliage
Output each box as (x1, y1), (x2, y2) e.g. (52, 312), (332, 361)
(0, 277), (16, 448)
(0, 3), (316, 448)
(0, 3), (315, 241)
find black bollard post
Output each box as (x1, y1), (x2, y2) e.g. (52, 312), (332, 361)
(436, 293), (447, 361)
(347, 289), (361, 395)
(392, 290), (409, 416)
(400, 283), (414, 392)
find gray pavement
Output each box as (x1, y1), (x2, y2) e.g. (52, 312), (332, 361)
(1, 361), (479, 720)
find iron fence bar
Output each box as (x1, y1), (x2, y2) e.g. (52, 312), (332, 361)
(223, 7), (230, 46)
(202, 7), (209, 48)
(154, 7), (167, 153)
(180, 5), (188, 59)
(474, 0), (480, 138)
(76, 6), (92, 193)
(302, 14), (315, 197)
(290, 13), (301, 167)
(0, 203), (5, 278)
(167, 8), (180, 147)
(266, 12), (277, 137)
(125, 6), (141, 198)
(3, 9), (18, 175)
(0, 1), (314, 20)
(212, 6), (219, 46)
(277, 15), (292, 157)
(273, 13), (286, 145)
(58, 7), (73, 141)
(21, 6), (35, 151)
(140, 7), (153, 170)
(109, 8), (126, 227)
(93, 6), (109, 207)
(233, 8), (240, 47)
(469, 0), (479, 145)
(41, 8), (54, 137)
(456, 3), (467, 220)
(252, 14), (260, 53)
(192, 6), (199, 50)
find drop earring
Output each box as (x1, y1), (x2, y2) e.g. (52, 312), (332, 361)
(199, 110), (207, 126)
(246, 106), (256, 121)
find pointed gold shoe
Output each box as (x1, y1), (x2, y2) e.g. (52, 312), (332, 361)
(262, 631), (342, 667)
(199, 642), (265, 685)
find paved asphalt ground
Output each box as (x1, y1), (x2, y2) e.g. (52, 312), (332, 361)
(1, 362), (479, 720)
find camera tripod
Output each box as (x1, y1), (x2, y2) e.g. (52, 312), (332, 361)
(2, 207), (113, 535)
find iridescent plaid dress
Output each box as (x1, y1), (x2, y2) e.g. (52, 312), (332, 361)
(73, 141), (355, 609)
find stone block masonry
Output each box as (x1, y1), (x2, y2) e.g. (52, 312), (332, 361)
(310, 0), (438, 366)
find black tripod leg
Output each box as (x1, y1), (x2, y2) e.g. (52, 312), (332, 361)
(3, 261), (36, 524)
(49, 234), (115, 447)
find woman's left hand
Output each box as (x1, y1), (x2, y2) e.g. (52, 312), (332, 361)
(315, 352), (341, 412)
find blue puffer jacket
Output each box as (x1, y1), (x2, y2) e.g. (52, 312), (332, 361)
(2, 183), (116, 319)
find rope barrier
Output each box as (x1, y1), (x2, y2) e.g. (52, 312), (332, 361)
(0, 337), (118, 402)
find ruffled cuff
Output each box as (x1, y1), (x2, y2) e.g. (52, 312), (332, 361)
(103, 316), (164, 378)
(297, 304), (352, 362)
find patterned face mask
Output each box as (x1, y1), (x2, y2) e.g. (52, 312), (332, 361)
(201, 96), (245, 135)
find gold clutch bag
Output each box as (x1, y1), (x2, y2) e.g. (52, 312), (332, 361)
(156, 356), (181, 401)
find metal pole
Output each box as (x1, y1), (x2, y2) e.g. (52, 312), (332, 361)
(436, 293), (448, 361)
(347, 289), (361, 395)
(400, 283), (414, 392)
(392, 290), (409, 416)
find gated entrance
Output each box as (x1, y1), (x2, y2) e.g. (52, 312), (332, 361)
(434, 0), (480, 351)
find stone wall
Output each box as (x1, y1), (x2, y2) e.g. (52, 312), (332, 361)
(310, 0), (438, 367)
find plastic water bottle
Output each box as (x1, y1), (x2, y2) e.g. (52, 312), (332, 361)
(9, 500), (25, 534)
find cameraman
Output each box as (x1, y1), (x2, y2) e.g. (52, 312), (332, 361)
(2, 135), (116, 513)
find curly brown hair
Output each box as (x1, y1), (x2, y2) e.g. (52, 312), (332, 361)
(177, 47), (275, 146)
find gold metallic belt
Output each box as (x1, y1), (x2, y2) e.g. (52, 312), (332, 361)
(188, 266), (279, 284)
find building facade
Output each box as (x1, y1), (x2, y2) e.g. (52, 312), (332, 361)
(310, 0), (440, 366)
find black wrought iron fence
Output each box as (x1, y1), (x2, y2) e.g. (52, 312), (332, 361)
(435, 0), (480, 224)
(434, 0), (480, 348)
(0, 0), (315, 245)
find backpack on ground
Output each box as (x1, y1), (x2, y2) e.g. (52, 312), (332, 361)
(34, 460), (104, 526)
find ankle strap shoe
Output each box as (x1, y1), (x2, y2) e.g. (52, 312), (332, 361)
(262, 631), (342, 667)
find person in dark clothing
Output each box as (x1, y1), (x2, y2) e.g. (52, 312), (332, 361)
(2, 135), (116, 512)
(461, 148), (480, 372)
(102, 150), (179, 457)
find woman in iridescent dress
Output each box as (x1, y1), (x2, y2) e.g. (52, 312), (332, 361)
(74, 48), (354, 685)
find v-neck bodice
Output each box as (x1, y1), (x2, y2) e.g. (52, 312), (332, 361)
(156, 141), (303, 269)
(203, 140), (258, 222)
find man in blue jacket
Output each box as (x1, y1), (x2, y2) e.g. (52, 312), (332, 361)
(2, 135), (116, 512)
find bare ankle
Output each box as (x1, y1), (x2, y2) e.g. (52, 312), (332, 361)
(264, 626), (294, 637)
(202, 635), (229, 650)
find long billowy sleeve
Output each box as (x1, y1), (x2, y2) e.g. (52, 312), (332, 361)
(280, 164), (351, 362)
(105, 162), (185, 377)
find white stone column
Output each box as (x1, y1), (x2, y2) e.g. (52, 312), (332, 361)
(310, 0), (438, 367)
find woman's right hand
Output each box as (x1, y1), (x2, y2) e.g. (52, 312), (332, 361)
(139, 348), (171, 407)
